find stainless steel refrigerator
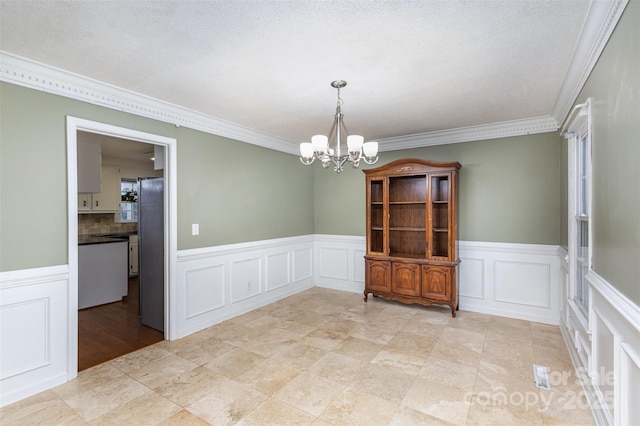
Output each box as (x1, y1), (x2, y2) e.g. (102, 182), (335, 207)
(138, 177), (164, 332)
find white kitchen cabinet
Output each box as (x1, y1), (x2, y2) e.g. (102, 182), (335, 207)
(92, 166), (119, 211)
(77, 165), (120, 213)
(129, 234), (139, 276)
(77, 138), (101, 193)
(78, 193), (91, 211)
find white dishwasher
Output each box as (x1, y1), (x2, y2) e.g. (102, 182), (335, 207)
(78, 238), (128, 309)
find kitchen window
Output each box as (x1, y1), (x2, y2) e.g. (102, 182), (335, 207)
(118, 179), (138, 222)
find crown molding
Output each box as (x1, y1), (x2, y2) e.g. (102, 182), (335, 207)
(1, 0), (624, 158)
(0, 51), (299, 155)
(552, 0), (629, 125)
(0, 53), (560, 153)
(377, 116), (559, 151)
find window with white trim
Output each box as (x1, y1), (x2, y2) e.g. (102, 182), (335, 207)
(564, 98), (592, 314)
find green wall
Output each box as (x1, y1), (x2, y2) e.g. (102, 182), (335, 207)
(176, 127), (314, 248)
(314, 132), (562, 245)
(0, 83), (315, 272)
(571, 0), (639, 305)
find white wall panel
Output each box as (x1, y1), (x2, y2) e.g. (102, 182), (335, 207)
(266, 252), (290, 292)
(0, 266), (69, 407)
(319, 247), (349, 280)
(230, 257), (262, 303)
(620, 344), (640, 426)
(494, 260), (551, 308)
(353, 249), (365, 283)
(0, 299), (49, 378)
(293, 247), (312, 282)
(458, 241), (561, 324)
(314, 235), (366, 293)
(459, 257), (484, 299)
(185, 265), (225, 319)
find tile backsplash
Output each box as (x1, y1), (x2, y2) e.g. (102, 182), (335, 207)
(78, 213), (137, 236)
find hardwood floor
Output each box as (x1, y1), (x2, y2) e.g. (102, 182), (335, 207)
(78, 276), (164, 371)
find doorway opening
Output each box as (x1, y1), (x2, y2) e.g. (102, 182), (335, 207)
(66, 117), (177, 379)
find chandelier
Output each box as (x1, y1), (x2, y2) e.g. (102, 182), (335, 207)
(299, 80), (379, 173)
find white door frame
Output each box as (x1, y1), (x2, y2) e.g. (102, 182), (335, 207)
(66, 117), (177, 380)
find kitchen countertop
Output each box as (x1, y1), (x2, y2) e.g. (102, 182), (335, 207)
(78, 234), (130, 245)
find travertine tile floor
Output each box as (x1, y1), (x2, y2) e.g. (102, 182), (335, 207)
(2, 288), (596, 425)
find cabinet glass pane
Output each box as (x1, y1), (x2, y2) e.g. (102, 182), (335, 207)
(431, 203), (448, 230)
(371, 204), (384, 228)
(370, 230), (384, 253)
(390, 176), (426, 203)
(430, 175), (450, 258)
(390, 230), (426, 258)
(370, 180), (383, 203)
(431, 175), (449, 201)
(431, 231), (449, 257)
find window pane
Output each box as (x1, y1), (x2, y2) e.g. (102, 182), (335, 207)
(579, 135), (589, 215)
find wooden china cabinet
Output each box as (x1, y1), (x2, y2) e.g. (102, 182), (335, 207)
(363, 158), (461, 316)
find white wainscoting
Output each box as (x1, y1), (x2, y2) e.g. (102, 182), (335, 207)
(174, 235), (315, 338)
(582, 271), (640, 426)
(0, 265), (70, 407)
(313, 236), (562, 324)
(313, 234), (366, 295)
(458, 241), (562, 324)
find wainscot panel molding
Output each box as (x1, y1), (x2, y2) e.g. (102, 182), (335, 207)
(314, 236), (563, 324)
(458, 241), (562, 325)
(313, 234), (366, 294)
(561, 270), (640, 426)
(0, 265), (70, 407)
(175, 235), (314, 338)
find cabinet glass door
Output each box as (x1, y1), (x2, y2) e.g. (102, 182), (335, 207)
(429, 174), (450, 259)
(368, 179), (385, 254)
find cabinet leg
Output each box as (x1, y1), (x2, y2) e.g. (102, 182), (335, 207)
(363, 291), (368, 302)
(450, 304), (457, 318)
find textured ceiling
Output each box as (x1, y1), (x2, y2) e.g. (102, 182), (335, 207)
(1, 0), (592, 146)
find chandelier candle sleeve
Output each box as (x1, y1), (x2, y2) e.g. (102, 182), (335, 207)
(299, 80), (379, 173)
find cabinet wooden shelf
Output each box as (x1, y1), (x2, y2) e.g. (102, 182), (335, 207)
(364, 158), (461, 317)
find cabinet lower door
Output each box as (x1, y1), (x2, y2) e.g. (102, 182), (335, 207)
(366, 260), (391, 293)
(391, 262), (420, 297)
(421, 265), (452, 301)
